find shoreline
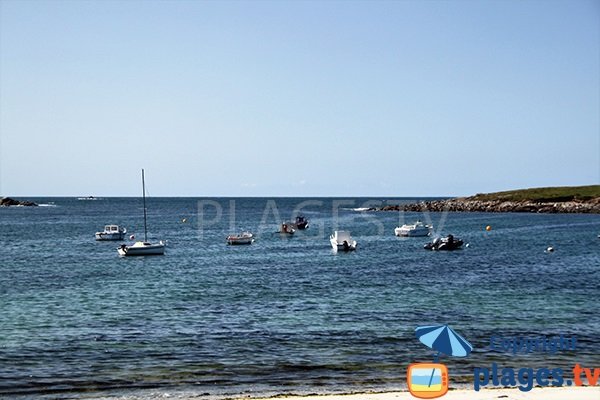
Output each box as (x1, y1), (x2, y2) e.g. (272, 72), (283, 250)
(87, 386), (600, 400)
(373, 198), (600, 214)
(242, 386), (600, 400)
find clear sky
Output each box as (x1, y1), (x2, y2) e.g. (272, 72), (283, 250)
(1, 0), (598, 197)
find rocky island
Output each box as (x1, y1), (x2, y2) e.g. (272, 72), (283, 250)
(0, 197), (38, 207)
(374, 185), (600, 214)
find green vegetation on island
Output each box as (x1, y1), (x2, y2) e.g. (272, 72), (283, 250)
(467, 185), (600, 203)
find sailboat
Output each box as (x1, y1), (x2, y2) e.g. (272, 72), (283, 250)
(117, 169), (165, 256)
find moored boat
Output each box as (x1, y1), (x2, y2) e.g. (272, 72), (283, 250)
(280, 222), (295, 235)
(117, 169), (165, 256)
(330, 230), (357, 251)
(293, 215), (309, 230)
(118, 241), (166, 256)
(95, 225), (126, 241)
(227, 231), (254, 245)
(424, 235), (463, 251)
(395, 221), (432, 237)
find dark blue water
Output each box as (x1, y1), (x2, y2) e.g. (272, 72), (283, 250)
(1, 198), (599, 398)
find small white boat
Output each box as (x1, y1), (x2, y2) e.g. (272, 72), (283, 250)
(78, 196), (100, 200)
(117, 169), (165, 257)
(280, 222), (295, 235)
(118, 241), (165, 256)
(95, 225), (126, 241)
(330, 230), (357, 251)
(227, 232), (254, 245)
(394, 221), (432, 237)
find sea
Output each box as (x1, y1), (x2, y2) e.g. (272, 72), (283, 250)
(1, 197), (599, 399)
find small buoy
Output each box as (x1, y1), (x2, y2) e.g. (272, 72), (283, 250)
(465, 243), (470, 248)
(130, 234), (135, 240)
(485, 225), (492, 231)
(182, 218), (187, 223)
(546, 246), (554, 253)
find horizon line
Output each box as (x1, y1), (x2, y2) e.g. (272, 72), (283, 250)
(1, 194), (455, 199)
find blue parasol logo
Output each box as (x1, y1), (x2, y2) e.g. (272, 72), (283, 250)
(416, 324), (473, 360)
(414, 325), (474, 390)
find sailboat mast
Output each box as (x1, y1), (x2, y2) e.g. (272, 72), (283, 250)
(142, 169), (148, 242)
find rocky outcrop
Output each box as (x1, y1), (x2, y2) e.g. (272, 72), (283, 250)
(0, 197), (38, 207)
(374, 197), (600, 214)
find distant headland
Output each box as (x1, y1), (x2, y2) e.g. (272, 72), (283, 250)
(375, 185), (600, 214)
(0, 197), (38, 207)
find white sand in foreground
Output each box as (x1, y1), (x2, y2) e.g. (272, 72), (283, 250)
(237, 386), (599, 400)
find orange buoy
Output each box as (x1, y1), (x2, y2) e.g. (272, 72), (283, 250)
(485, 225), (492, 231)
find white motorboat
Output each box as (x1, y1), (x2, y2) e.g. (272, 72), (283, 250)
(394, 221), (432, 237)
(330, 230), (357, 251)
(117, 169), (165, 256)
(78, 196), (100, 200)
(227, 231), (254, 245)
(95, 225), (126, 241)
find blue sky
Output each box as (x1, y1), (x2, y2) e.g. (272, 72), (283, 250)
(1, 0), (598, 197)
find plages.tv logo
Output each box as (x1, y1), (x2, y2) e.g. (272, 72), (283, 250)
(407, 325), (473, 399)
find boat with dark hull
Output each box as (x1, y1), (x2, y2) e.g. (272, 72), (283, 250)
(424, 235), (463, 251)
(293, 215), (309, 230)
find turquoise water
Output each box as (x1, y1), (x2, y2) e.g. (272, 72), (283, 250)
(1, 197), (599, 398)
